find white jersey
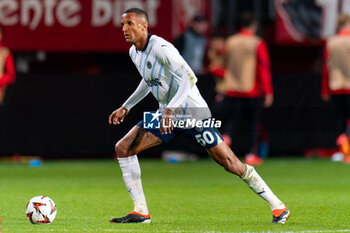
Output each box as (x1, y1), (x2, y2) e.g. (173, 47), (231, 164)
(126, 34), (211, 121)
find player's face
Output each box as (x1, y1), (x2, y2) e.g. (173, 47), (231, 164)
(121, 13), (147, 44)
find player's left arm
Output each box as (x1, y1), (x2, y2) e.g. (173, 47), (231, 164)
(156, 44), (196, 134)
(167, 67), (195, 110)
(161, 66), (195, 134)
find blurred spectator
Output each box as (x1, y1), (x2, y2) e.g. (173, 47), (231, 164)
(215, 12), (273, 165)
(206, 31), (227, 110)
(207, 31), (226, 94)
(322, 14), (350, 163)
(0, 27), (16, 105)
(171, 14), (213, 158)
(174, 15), (208, 75)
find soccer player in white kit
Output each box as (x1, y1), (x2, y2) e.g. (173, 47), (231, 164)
(109, 8), (290, 224)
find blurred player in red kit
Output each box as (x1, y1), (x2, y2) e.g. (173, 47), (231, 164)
(215, 12), (273, 165)
(322, 14), (350, 163)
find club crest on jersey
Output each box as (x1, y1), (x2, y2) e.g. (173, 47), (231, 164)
(145, 78), (162, 87)
(147, 61), (152, 69)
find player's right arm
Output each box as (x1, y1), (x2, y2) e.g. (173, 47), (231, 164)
(109, 79), (150, 125)
(109, 106), (129, 125)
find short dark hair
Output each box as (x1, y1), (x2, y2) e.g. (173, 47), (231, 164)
(239, 12), (256, 29)
(337, 14), (350, 31)
(123, 8), (149, 23)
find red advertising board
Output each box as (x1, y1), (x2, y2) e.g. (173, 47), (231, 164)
(0, 0), (209, 52)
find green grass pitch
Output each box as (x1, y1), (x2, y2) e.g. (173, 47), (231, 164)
(1, 158), (350, 232)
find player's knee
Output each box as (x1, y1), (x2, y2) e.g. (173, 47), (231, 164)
(115, 140), (130, 158)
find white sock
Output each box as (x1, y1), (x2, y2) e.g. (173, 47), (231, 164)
(118, 155), (149, 215)
(241, 164), (285, 210)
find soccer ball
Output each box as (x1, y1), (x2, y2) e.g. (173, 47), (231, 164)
(26, 196), (57, 224)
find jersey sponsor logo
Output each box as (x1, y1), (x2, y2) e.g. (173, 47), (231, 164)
(145, 78), (162, 87)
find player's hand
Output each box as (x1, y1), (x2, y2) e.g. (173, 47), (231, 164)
(109, 106), (129, 125)
(160, 108), (174, 135)
(264, 94), (274, 108)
